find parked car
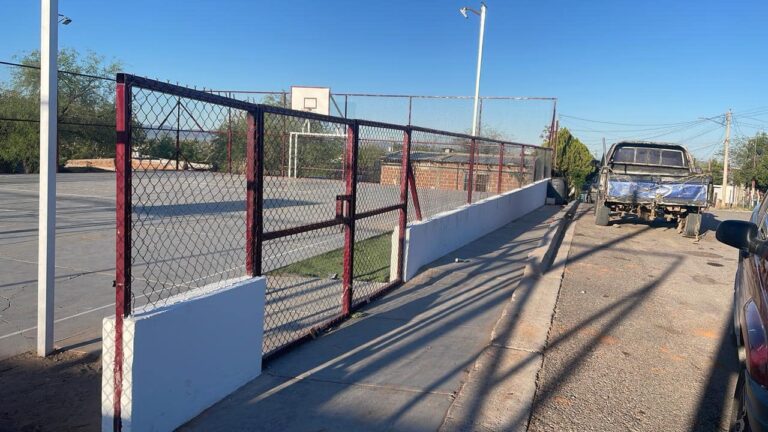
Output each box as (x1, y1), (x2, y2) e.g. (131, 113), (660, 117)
(594, 141), (712, 237)
(717, 206), (768, 432)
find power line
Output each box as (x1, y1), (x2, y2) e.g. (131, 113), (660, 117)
(674, 124), (724, 145)
(559, 113), (706, 127)
(636, 120), (716, 141)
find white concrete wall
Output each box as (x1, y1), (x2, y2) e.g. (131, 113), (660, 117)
(393, 179), (548, 281)
(102, 277), (266, 432)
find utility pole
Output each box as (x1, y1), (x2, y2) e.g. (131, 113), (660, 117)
(38, 0), (58, 357)
(459, 2), (487, 136)
(721, 109), (731, 208)
(602, 137), (606, 160)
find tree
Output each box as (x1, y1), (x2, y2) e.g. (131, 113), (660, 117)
(731, 132), (768, 189)
(0, 48), (122, 173)
(545, 127), (595, 192)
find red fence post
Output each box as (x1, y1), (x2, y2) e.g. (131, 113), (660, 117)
(520, 145), (526, 186)
(407, 164), (422, 221)
(396, 129), (411, 281)
(342, 121), (359, 316)
(113, 73), (132, 432)
(246, 107), (264, 276)
(497, 143), (504, 195)
(227, 97), (233, 174)
(467, 138), (476, 204)
(175, 98), (181, 171)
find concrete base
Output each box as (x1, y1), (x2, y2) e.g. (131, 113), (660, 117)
(102, 277), (266, 432)
(393, 180), (549, 281)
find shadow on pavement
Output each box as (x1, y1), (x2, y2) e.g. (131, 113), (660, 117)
(180, 206), (561, 431)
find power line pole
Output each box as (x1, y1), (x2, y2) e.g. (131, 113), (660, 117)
(721, 109), (731, 208)
(38, 0), (58, 357)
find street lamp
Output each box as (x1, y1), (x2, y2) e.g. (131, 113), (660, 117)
(58, 13), (72, 25)
(459, 2), (487, 136)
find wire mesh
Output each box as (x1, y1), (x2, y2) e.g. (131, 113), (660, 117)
(129, 85), (249, 310)
(351, 124), (406, 303)
(351, 210), (399, 306)
(471, 139), (502, 203)
(356, 124), (404, 213)
(260, 109), (350, 355)
(408, 130), (472, 219)
(262, 226), (344, 354)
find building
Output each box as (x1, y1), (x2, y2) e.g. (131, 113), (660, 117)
(379, 150), (540, 193)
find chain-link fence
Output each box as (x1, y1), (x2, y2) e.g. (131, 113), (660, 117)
(105, 74), (552, 431)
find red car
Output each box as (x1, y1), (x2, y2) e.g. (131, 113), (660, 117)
(717, 212), (768, 432)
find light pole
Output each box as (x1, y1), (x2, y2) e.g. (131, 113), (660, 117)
(38, 0), (71, 357)
(459, 2), (487, 136)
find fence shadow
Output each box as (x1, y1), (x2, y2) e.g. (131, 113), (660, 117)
(180, 206), (561, 431)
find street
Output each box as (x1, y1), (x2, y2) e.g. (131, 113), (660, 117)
(529, 205), (749, 431)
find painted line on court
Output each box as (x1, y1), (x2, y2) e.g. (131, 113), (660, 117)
(0, 302), (116, 341)
(0, 186), (115, 200)
(0, 231), (357, 341)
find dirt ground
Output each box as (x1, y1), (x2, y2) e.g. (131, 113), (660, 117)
(0, 349), (101, 432)
(528, 206), (750, 432)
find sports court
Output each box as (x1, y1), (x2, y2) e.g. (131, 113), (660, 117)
(0, 170), (476, 359)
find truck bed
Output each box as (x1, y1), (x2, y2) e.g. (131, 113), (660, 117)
(606, 173), (709, 206)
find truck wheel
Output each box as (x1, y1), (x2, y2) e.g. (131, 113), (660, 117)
(683, 213), (702, 238)
(595, 203), (610, 226)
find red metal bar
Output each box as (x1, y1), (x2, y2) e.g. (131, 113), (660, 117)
(497, 143), (504, 195)
(355, 203), (404, 220)
(227, 95), (233, 174)
(467, 138), (476, 204)
(246, 109), (262, 276)
(113, 74), (132, 432)
(407, 164), (422, 221)
(263, 218), (344, 241)
(175, 98), (181, 171)
(396, 129), (411, 281)
(342, 122), (359, 316)
(520, 145), (527, 186)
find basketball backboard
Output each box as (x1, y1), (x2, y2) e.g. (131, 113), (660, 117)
(291, 86), (330, 116)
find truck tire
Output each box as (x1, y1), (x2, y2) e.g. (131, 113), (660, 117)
(683, 212), (702, 238)
(595, 203), (610, 226)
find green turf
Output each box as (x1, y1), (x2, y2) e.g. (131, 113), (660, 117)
(269, 232), (392, 283)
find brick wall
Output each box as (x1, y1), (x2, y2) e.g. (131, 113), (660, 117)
(380, 161), (523, 193)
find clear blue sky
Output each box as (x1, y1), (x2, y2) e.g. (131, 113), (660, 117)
(1, 0), (766, 157)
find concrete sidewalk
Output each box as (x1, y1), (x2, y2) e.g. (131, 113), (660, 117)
(180, 205), (564, 432)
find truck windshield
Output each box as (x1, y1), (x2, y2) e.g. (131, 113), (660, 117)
(612, 146), (686, 167)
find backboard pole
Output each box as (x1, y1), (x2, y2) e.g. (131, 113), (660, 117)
(37, 0), (57, 357)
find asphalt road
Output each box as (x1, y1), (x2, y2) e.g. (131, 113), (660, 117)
(0, 172), (476, 359)
(528, 205), (750, 432)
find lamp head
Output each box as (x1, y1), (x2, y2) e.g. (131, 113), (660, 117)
(459, 7), (469, 18)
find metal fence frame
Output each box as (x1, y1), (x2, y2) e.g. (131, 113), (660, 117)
(110, 73), (552, 431)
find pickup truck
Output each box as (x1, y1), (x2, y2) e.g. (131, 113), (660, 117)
(594, 141), (712, 237)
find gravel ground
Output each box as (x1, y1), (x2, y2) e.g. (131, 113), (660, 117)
(528, 205), (750, 432)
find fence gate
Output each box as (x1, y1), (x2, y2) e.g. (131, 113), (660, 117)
(257, 109), (406, 356)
